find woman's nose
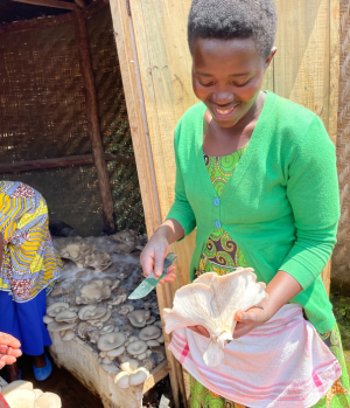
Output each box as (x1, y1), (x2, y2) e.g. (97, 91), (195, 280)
(212, 91), (235, 106)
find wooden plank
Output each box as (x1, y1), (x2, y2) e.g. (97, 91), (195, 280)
(12, 0), (77, 9)
(74, 0), (85, 8)
(273, 0), (338, 292)
(73, 10), (115, 233)
(142, 360), (169, 393)
(0, 13), (72, 35)
(329, 0), (340, 145)
(274, 0), (331, 128)
(109, 1), (188, 407)
(0, 153), (134, 174)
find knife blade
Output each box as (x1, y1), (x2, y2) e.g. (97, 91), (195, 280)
(128, 252), (177, 300)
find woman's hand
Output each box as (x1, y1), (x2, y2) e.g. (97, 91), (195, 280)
(233, 305), (271, 339)
(233, 270), (303, 339)
(140, 219), (184, 284)
(188, 325), (210, 338)
(0, 333), (22, 369)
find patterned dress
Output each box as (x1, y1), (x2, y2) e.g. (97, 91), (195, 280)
(190, 147), (350, 408)
(0, 181), (62, 303)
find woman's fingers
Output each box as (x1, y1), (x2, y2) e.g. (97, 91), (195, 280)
(0, 332), (21, 349)
(0, 354), (17, 368)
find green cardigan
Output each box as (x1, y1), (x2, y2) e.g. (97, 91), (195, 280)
(166, 91), (340, 333)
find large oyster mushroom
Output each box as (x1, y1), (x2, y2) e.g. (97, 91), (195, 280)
(78, 305), (107, 321)
(114, 359), (150, 389)
(163, 268), (267, 367)
(59, 242), (92, 268)
(85, 251), (113, 272)
(46, 302), (69, 318)
(78, 280), (112, 305)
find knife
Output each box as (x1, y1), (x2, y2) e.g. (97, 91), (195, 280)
(128, 252), (177, 300)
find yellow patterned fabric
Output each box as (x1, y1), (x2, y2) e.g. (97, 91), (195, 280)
(191, 150), (350, 408)
(0, 181), (63, 303)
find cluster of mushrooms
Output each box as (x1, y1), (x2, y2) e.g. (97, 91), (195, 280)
(54, 230), (147, 272)
(46, 233), (165, 390)
(0, 380), (61, 408)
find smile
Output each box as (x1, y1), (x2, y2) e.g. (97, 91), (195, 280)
(213, 104), (240, 119)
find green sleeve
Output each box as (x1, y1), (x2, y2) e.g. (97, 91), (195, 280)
(279, 116), (340, 289)
(166, 124), (196, 240)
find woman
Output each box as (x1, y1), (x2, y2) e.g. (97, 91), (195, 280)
(140, 0), (350, 406)
(0, 181), (63, 382)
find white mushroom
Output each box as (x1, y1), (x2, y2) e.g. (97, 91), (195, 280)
(111, 280), (121, 291)
(55, 310), (78, 323)
(138, 326), (161, 341)
(61, 330), (75, 341)
(106, 346), (126, 359)
(120, 359), (139, 373)
(98, 332), (126, 351)
(125, 336), (138, 347)
(127, 310), (151, 328)
(126, 340), (147, 356)
(118, 304), (134, 316)
(145, 316), (156, 325)
(129, 367), (150, 386)
(100, 325), (115, 335)
(146, 340), (160, 347)
(43, 315), (54, 324)
(137, 352), (147, 361)
(89, 331), (100, 344)
(1, 381), (33, 396)
(47, 302), (69, 318)
(47, 321), (77, 332)
(163, 268), (267, 367)
(33, 389), (43, 399)
(85, 252), (113, 272)
(78, 305), (107, 321)
(2, 389), (35, 408)
(108, 293), (127, 306)
(114, 372), (130, 389)
(34, 392), (62, 408)
(79, 280), (112, 304)
(99, 309), (112, 323)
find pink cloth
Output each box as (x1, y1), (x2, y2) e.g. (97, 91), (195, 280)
(168, 304), (341, 408)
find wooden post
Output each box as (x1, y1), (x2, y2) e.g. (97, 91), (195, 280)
(73, 10), (115, 233)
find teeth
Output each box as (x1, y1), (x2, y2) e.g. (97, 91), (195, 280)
(217, 109), (233, 115)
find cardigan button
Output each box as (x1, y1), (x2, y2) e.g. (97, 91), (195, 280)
(214, 198), (220, 206)
(215, 220), (221, 228)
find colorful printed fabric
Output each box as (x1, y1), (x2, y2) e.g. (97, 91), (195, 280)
(198, 146), (249, 277)
(0, 393), (9, 408)
(191, 150), (350, 407)
(0, 181), (63, 303)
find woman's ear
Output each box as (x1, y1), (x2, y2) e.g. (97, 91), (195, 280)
(265, 47), (277, 69)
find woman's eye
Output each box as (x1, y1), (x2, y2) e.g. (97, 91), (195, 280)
(233, 79), (250, 87)
(200, 81), (214, 87)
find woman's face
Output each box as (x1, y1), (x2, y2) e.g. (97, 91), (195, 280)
(192, 37), (275, 129)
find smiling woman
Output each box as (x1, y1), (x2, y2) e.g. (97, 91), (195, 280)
(139, 0), (350, 406)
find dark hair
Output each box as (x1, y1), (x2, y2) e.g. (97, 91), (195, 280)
(188, 0), (277, 58)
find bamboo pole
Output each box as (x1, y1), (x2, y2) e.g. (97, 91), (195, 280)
(0, 153), (134, 174)
(73, 10), (115, 233)
(11, 0), (77, 9)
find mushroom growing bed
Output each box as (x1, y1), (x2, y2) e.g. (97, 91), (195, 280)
(47, 232), (168, 408)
